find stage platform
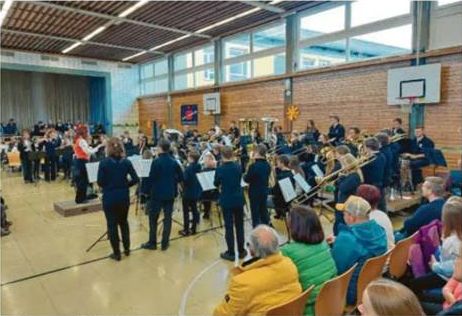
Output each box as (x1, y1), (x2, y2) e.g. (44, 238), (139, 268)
(54, 199), (102, 217)
(387, 194), (422, 213)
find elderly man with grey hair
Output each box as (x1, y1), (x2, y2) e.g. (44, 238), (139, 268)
(394, 176), (446, 241)
(214, 225), (301, 316)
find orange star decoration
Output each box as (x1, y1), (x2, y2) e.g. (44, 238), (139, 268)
(286, 105), (300, 121)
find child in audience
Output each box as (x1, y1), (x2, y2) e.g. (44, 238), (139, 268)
(359, 278), (425, 316)
(409, 196), (462, 297)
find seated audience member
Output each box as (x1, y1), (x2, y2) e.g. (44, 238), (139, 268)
(402, 127), (435, 185)
(356, 184), (395, 249)
(409, 197), (462, 299)
(394, 176), (446, 242)
(281, 206), (337, 316)
(359, 278), (425, 316)
(331, 196), (387, 305)
(214, 225), (301, 316)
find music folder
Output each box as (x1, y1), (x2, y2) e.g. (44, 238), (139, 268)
(197, 170), (216, 191)
(293, 173), (311, 193)
(278, 178), (297, 203)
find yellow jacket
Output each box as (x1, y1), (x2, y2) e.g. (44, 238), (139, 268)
(213, 253), (302, 316)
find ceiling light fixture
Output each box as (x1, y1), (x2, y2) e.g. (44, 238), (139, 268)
(122, 51), (148, 62)
(82, 26), (107, 41)
(195, 7), (261, 34)
(62, 42), (82, 54)
(0, 0), (14, 26)
(148, 34), (192, 51)
(118, 0), (150, 18)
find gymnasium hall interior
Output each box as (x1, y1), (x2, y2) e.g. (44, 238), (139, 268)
(1, 0), (462, 315)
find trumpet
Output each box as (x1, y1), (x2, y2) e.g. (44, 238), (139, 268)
(290, 154), (376, 206)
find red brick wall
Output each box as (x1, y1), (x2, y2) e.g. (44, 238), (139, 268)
(138, 96), (168, 137)
(138, 51), (461, 168)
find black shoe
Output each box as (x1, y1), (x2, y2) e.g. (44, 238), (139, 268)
(161, 243), (169, 251)
(124, 249), (130, 256)
(141, 242), (157, 250)
(179, 229), (190, 237)
(238, 250), (248, 259)
(220, 251), (235, 261)
(109, 253), (121, 261)
(190, 228), (197, 235)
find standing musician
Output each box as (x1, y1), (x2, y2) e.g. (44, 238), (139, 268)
(361, 137), (387, 211)
(303, 120), (320, 145)
(60, 131), (74, 180)
(402, 126), (435, 186)
(229, 121), (240, 139)
(97, 138), (139, 261)
(200, 152), (218, 220)
(345, 127), (361, 157)
(289, 132), (303, 155)
(244, 144), (271, 228)
(334, 153), (363, 235)
(214, 146), (246, 261)
(141, 139), (183, 251)
(18, 129), (33, 183)
(42, 129), (61, 182)
(376, 132), (394, 189)
(391, 118), (406, 136)
(73, 125), (104, 204)
(179, 151), (202, 236)
(328, 115), (345, 146)
(272, 155), (294, 220)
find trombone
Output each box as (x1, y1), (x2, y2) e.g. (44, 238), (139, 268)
(390, 133), (407, 143)
(290, 154), (376, 206)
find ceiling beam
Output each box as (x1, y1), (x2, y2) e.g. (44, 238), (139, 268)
(30, 1), (212, 39)
(240, 1), (285, 14)
(1, 29), (164, 55)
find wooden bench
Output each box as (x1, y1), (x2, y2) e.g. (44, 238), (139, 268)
(54, 199), (102, 217)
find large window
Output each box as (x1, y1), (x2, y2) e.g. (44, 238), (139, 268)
(298, 2), (413, 70)
(141, 58), (168, 95)
(173, 44), (215, 90)
(223, 22), (286, 82)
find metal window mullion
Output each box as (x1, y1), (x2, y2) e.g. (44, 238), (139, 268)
(223, 46), (286, 66)
(345, 1), (351, 62)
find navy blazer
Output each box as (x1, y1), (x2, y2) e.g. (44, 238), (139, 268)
(244, 158), (271, 197)
(402, 198), (445, 235)
(148, 153), (184, 201)
(362, 153), (386, 189)
(214, 161), (244, 209)
(380, 145), (394, 187)
(97, 157), (139, 206)
(337, 172), (362, 203)
(410, 136), (435, 155)
(183, 162), (202, 200)
(328, 124), (345, 145)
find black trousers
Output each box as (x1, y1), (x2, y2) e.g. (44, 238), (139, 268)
(249, 193), (269, 228)
(74, 159), (89, 204)
(222, 206), (245, 255)
(103, 201), (130, 255)
(182, 198), (199, 232)
(148, 199), (174, 248)
(21, 158), (32, 182)
(408, 271), (447, 298)
(44, 155), (57, 181)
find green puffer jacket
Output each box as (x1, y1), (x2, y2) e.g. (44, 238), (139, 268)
(281, 241), (337, 316)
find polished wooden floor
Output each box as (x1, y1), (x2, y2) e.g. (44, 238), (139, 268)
(1, 170), (408, 315)
(0, 171), (316, 315)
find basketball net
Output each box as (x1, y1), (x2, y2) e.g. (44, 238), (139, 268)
(399, 97), (416, 114)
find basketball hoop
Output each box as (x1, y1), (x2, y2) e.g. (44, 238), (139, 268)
(398, 96), (416, 114)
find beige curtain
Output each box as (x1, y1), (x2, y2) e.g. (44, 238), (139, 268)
(1, 70), (90, 129)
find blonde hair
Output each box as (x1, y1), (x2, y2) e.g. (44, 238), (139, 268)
(364, 279), (424, 316)
(442, 196), (462, 239)
(339, 153), (364, 182)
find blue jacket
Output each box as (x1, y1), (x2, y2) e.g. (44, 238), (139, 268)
(43, 138), (61, 156)
(402, 198), (445, 236)
(332, 220), (387, 305)
(244, 158), (271, 198)
(328, 124), (345, 145)
(183, 162), (202, 200)
(214, 161), (244, 209)
(362, 153), (386, 189)
(148, 153), (184, 201)
(97, 157), (139, 206)
(380, 146), (394, 187)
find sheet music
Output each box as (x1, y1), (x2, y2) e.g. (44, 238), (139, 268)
(314, 154), (319, 163)
(131, 159), (152, 178)
(278, 178), (297, 203)
(85, 162), (100, 183)
(311, 164), (324, 178)
(197, 170), (216, 191)
(293, 173), (311, 193)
